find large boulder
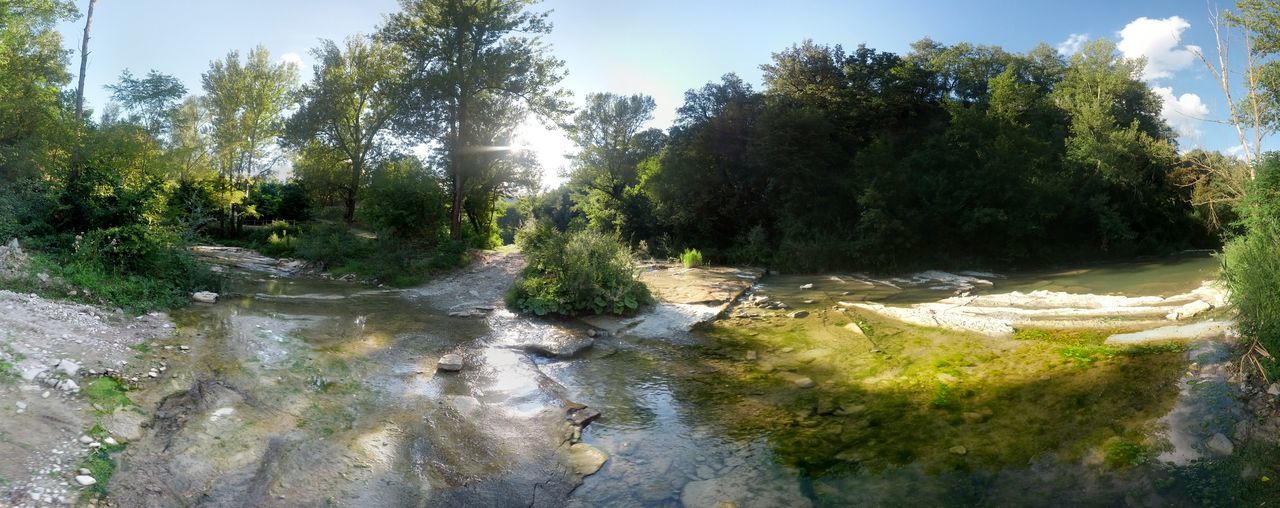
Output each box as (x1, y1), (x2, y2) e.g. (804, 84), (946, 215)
(192, 291), (219, 304)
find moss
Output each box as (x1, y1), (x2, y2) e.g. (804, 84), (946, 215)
(83, 377), (134, 413)
(684, 312), (1187, 475)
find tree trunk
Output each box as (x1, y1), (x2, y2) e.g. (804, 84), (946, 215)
(449, 99), (467, 241)
(345, 157), (361, 222)
(74, 0), (98, 123)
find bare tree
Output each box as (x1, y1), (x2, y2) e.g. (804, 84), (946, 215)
(74, 0), (98, 123)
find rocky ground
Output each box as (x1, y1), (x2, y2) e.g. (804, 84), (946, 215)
(0, 289), (176, 507)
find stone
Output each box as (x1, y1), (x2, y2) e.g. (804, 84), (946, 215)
(791, 376), (815, 389)
(586, 329), (598, 338)
(949, 445), (968, 455)
(568, 443), (608, 476)
(436, 354), (464, 372)
(800, 283), (814, 290)
(74, 475), (97, 486)
(56, 378), (79, 392)
(789, 310), (810, 319)
(843, 322), (865, 336)
(103, 437), (118, 446)
(745, 350), (757, 361)
(191, 291), (219, 304)
(78, 435), (93, 444)
(1206, 433), (1234, 456)
(78, 468), (91, 476)
(1267, 383), (1280, 396)
(569, 407), (602, 427)
(1166, 300), (1213, 321)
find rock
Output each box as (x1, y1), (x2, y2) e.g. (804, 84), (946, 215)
(949, 445), (968, 455)
(56, 378), (79, 392)
(789, 310), (810, 319)
(436, 354), (464, 372)
(962, 411), (989, 424)
(568, 443), (608, 476)
(800, 283), (814, 290)
(1267, 383), (1280, 396)
(843, 322), (865, 336)
(745, 350), (757, 361)
(103, 437), (118, 446)
(74, 475), (97, 486)
(78, 435), (93, 444)
(1166, 300), (1213, 321)
(191, 291), (219, 304)
(790, 376), (815, 389)
(568, 407), (602, 428)
(78, 468), (91, 475)
(586, 329), (598, 338)
(1206, 433), (1234, 456)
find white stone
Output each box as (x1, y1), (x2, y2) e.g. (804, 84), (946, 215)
(1167, 300), (1213, 321)
(103, 437), (118, 446)
(74, 475), (96, 486)
(437, 354), (464, 372)
(78, 435), (93, 444)
(191, 291), (219, 304)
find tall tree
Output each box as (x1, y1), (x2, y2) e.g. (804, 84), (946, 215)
(565, 92), (665, 234)
(105, 69), (188, 135)
(73, 0), (96, 123)
(286, 35), (405, 222)
(202, 45), (298, 231)
(381, 0), (569, 240)
(0, 0), (76, 176)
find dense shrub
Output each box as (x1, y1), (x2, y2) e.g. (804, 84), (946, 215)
(293, 222), (373, 269)
(359, 157), (447, 238)
(1223, 154), (1280, 378)
(507, 222), (652, 316)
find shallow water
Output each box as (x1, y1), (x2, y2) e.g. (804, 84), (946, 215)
(109, 253), (1278, 506)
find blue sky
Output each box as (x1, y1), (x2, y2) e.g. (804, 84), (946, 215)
(57, 0), (1242, 185)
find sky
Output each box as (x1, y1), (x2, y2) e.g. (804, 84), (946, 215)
(57, 0), (1245, 187)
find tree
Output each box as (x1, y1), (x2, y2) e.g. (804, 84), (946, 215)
(0, 0), (77, 178)
(381, 0), (569, 241)
(73, 0), (96, 123)
(105, 69), (188, 135)
(565, 92), (665, 234)
(201, 45), (298, 231)
(286, 35), (405, 222)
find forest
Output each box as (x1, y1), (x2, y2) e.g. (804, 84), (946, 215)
(0, 0), (1259, 312)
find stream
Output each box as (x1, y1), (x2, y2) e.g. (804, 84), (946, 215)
(104, 252), (1277, 506)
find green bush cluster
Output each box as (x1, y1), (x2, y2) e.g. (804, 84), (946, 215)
(680, 248), (703, 268)
(1222, 154), (1280, 377)
(507, 222), (652, 316)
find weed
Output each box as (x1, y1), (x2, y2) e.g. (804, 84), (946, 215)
(680, 248), (704, 268)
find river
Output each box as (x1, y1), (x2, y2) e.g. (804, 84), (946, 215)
(103, 251), (1276, 506)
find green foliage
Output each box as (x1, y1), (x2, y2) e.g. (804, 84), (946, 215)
(680, 248), (703, 268)
(1104, 439), (1151, 468)
(1222, 156), (1280, 377)
(507, 222), (652, 316)
(359, 156), (447, 239)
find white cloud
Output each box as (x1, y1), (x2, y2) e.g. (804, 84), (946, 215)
(1152, 86), (1209, 144)
(279, 52), (304, 69)
(1116, 16), (1201, 81)
(1224, 143), (1251, 161)
(1056, 33), (1090, 56)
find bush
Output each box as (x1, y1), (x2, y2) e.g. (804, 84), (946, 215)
(293, 223), (372, 270)
(507, 222), (652, 316)
(359, 156), (447, 239)
(1223, 153), (1280, 378)
(22, 225), (219, 312)
(680, 248), (704, 268)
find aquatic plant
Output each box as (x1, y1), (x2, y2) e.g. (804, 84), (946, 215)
(680, 248), (704, 268)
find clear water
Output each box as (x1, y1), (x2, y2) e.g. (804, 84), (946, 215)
(112, 253), (1276, 507)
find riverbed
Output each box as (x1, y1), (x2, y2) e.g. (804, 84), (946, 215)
(95, 252), (1278, 506)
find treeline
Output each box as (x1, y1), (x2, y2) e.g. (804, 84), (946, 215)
(0, 0), (569, 305)
(537, 38), (1219, 271)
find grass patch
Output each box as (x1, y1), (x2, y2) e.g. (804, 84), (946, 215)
(129, 342), (151, 353)
(1103, 438), (1151, 467)
(82, 378), (134, 413)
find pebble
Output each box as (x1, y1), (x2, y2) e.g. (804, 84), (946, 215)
(950, 446), (968, 455)
(103, 437), (118, 446)
(78, 435), (93, 444)
(74, 475), (97, 486)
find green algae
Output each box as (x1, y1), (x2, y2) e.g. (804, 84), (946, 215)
(680, 310), (1188, 476)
